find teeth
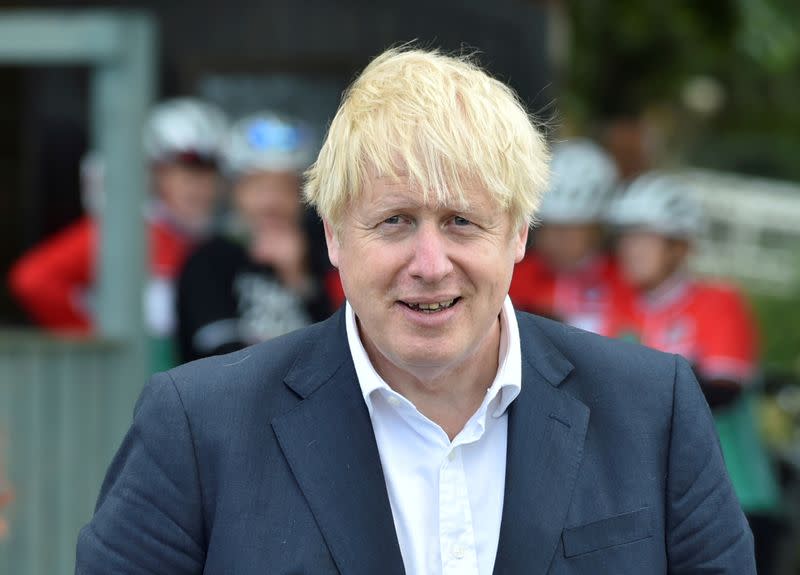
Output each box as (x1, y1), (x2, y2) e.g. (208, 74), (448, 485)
(408, 299), (456, 312)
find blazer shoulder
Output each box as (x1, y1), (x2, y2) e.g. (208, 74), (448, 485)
(164, 316), (336, 414)
(518, 310), (672, 364)
(517, 311), (679, 405)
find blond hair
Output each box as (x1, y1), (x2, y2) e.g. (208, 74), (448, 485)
(303, 46), (550, 230)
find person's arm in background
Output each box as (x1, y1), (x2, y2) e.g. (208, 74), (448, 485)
(75, 373), (205, 574)
(666, 355), (756, 573)
(7, 217), (95, 333)
(249, 218), (311, 292)
(175, 239), (245, 363)
(694, 371), (744, 409)
(249, 217), (334, 321)
(695, 285), (759, 409)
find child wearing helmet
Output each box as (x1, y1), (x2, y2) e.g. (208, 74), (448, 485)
(509, 139), (634, 336)
(608, 173), (758, 400)
(175, 112), (332, 363)
(608, 172), (783, 574)
(8, 98), (228, 356)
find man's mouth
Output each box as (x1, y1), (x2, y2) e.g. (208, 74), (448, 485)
(400, 297), (461, 313)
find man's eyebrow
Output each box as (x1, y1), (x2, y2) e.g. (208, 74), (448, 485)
(366, 193), (425, 210)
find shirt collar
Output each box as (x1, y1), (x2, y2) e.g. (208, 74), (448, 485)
(345, 296), (522, 419)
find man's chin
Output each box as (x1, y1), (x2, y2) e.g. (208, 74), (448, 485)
(388, 341), (464, 373)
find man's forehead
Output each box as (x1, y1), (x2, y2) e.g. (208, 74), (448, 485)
(360, 171), (495, 212)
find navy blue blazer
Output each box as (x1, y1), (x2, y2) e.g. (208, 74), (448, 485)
(76, 309), (755, 574)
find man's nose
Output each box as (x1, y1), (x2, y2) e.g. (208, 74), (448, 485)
(407, 222), (454, 283)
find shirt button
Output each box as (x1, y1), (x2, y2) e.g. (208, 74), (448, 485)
(451, 545), (465, 560)
(447, 450), (457, 462)
(387, 396), (402, 407)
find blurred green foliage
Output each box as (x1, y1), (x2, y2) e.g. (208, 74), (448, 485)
(565, 0), (736, 118)
(749, 290), (800, 376)
(564, 0), (800, 180)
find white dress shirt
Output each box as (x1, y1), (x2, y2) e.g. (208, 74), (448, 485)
(345, 296), (522, 575)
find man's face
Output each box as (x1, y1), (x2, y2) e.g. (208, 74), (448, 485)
(616, 230), (689, 291)
(534, 222), (603, 271)
(326, 173), (527, 378)
(156, 162), (220, 233)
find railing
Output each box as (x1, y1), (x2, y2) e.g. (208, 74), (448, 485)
(0, 331), (145, 574)
(680, 169), (800, 295)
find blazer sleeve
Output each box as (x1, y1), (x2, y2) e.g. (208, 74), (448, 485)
(666, 355), (756, 574)
(75, 373), (205, 574)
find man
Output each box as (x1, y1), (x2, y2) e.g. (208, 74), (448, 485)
(176, 112), (332, 362)
(509, 140), (633, 336)
(76, 48), (754, 574)
(607, 172), (781, 573)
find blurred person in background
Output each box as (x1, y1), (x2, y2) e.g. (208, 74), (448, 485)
(509, 139), (633, 336)
(7, 98), (227, 368)
(608, 173), (784, 575)
(176, 112), (331, 363)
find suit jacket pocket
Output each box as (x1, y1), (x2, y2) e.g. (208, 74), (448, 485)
(562, 506), (653, 558)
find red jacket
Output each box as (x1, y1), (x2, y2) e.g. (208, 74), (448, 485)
(616, 277), (758, 384)
(9, 216), (193, 334)
(510, 251), (635, 337)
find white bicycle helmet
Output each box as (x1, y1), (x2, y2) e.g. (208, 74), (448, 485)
(608, 172), (705, 239)
(143, 98), (228, 165)
(537, 139), (619, 223)
(223, 112), (315, 177)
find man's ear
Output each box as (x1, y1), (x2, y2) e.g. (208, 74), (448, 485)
(514, 223), (529, 263)
(323, 219), (341, 268)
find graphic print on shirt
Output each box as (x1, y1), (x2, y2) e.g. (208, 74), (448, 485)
(234, 273), (312, 343)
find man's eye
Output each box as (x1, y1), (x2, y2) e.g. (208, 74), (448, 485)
(383, 215), (402, 225)
(453, 216), (472, 226)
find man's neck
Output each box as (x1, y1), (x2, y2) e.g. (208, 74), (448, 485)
(360, 318), (502, 441)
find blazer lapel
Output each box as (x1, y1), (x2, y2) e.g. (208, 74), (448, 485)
(493, 315), (591, 575)
(272, 310), (405, 575)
